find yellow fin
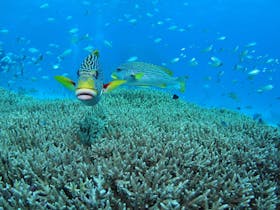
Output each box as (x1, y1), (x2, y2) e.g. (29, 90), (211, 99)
(177, 76), (187, 93)
(134, 72), (144, 80)
(104, 80), (127, 93)
(54, 75), (76, 91)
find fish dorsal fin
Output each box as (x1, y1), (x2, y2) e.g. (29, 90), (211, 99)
(54, 75), (76, 91)
(134, 72), (144, 80)
(159, 66), (173, 76)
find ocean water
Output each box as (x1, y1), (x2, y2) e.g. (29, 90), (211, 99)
(0, 0), (279, 126)
(0, 1), (280, 208)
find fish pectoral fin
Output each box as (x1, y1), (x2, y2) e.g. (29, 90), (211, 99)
(54, 75), (76, 91)
(103, 80), (127, 93)
(134, 72), (144, 80)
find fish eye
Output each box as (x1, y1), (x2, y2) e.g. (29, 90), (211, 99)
(94, 71), (99, 79)
(116, 68), (121, 72)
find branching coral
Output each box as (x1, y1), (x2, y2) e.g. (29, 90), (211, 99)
(0, 88), (279, 209)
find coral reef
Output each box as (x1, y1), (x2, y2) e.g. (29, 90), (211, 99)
(0, 87), (279, 209)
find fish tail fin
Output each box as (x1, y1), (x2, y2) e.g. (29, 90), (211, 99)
(54, 75), (76, 91)
(177, 76), (188, 93)
(103, 80), (127, 93)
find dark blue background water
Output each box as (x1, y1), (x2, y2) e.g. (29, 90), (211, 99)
(0, 0), (279, 125)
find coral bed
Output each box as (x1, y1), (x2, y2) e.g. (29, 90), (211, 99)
(0, 88), (279, 209)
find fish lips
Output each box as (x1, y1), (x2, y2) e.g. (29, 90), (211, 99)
(75, 88), (98, 101)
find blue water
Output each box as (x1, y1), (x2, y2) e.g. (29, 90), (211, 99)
(0, 0), (279, 125)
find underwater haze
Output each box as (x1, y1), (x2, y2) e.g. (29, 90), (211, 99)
(0, 1), (280, 209)
(0, 0), (280, 125)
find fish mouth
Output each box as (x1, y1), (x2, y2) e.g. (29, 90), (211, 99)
(75, 88), (97, 101)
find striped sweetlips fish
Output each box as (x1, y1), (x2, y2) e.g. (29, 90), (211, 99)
(111, 61), (187, 93)
(54, 50), (125, 106)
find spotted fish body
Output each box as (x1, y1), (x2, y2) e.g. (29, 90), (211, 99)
(75, 50), (103, 106)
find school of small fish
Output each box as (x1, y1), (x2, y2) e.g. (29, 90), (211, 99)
(0, 1), (278, 110)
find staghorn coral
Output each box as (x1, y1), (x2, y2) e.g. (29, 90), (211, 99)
(0, 87), (279, 209)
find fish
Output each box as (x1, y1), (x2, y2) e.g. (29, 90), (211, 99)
(28, 48), (39, 54)
(245, 42), (257, 48)
(228, 92), (239, 101)
(234, 64), (245, 71)
(217, 36), (226, 41)
(57, 49), (72, 61)
(257, 84), (274, 93)
(69, 28), (79, 34)
(127, 56), (138, 62)
(170, 57), (180, 63)
(128, 19), (137, 24)
(239, 50), (249, 62)
(54, 50), (125, 106)
(233, 45), (239, 52)
(168, 25), (178, 31)
(188, 57), (198, 66)
(266, 58), (275, 64)
(84, 45), (94, 52)
(52, 64), (60, 69)
(34, 54), (43, 64)
(172, 94), (179, 100)
(202, 44), (213, 53)
(104, 40), (113, 48)
(209, 56), (223, 67)
(154, 38), (162, 43)
(248, 69), (260, 76)
(111, 61), (187, 93)
(39, 3), (49, 9)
